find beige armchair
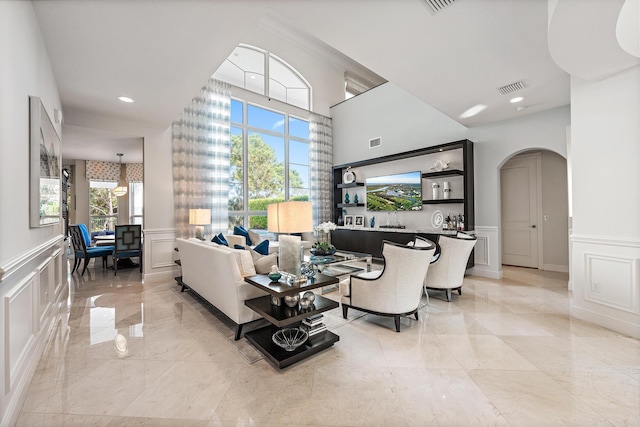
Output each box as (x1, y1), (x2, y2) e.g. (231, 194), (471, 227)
(424, 234), (477, 301)
(340, 239), (436, 332)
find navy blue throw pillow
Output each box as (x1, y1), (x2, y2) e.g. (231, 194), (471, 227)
(233, 244), (245, 250)
(211, 233), (228, 246)
(233, 226), (252, 245)
(253, 239), (269, 256)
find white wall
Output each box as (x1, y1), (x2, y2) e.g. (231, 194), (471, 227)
(570, 66), (640, 338)
(540, 150), (569, 271)
(331, 83), (571, 278)
(332, 82), (469, 165)
(0, 3), (66, 425)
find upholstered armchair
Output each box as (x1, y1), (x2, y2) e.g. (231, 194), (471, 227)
(69, 224), (114, 275)
(340, 239), (436, 332)
(424, 233), (477, 301)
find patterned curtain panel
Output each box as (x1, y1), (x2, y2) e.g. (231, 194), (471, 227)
(86, 160), (120, 182)
(172, 78), (231, 239)
(309, 112), (333, 226)
(126, 163), (143, 183)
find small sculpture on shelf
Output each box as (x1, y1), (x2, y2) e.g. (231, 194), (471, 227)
(354, 194), (359, 204)
(344, 192), (350, 204)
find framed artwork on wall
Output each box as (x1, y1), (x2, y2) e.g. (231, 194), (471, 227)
(354, 215), (364, 227)
(344, 215), (354, 226)
(30, 96), (61, 227)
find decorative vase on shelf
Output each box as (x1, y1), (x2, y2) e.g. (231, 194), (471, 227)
(344, 192), (350, 204)
(370, 216), (375, 228)
(354, 194), (359, 204)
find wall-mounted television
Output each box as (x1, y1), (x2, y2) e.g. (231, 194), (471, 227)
(366, 171), (422, 211)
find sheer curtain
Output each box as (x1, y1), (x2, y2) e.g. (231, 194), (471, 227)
(309, 112), (333, 226)
(172, 79), (231, 239)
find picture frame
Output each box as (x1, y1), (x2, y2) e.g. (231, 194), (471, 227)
(344, 215), (354, 226)
(30, 96), (61, 227)
(354, 215), (364, 227)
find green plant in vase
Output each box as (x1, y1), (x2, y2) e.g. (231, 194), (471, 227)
(311, 241), (336, 256)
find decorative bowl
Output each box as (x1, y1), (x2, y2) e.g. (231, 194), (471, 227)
(310, 248), (336, 256)
(272, 328), (308, 352)
(268, 272), (282, 282)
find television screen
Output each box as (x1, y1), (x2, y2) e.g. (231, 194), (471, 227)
(366, 171), (423, 211)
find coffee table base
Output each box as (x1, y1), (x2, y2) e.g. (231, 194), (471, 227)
(245, 326), (339, 369)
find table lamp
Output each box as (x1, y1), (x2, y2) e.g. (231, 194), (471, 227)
(189, 208), (211, 240)
(268, 201), (312, 280)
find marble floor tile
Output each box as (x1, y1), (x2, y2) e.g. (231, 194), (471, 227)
(13, 263), (640, 426)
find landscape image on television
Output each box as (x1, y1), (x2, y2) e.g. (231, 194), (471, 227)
(366, 171), (423, 211)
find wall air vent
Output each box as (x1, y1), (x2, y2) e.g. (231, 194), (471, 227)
(424, 0), (458, 14)
(369, 137), (382, 149)
(498, 81), (527, 95)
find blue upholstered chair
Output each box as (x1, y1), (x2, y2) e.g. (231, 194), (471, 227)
(69, 224), (114, 275)
(113, 225), (142, 275)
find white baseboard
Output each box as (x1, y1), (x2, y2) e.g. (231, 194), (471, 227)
(571, 305), (640, 339)
(543, 264), (569, 273)
(143, 269), (180, 284)
(468, 266), (502, 280)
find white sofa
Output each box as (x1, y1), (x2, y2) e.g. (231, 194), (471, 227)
(224, 231), (314, 254)
(176, 238), (269, 340)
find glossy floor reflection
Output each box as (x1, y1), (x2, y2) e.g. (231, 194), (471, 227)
(16, 264), (640, 426)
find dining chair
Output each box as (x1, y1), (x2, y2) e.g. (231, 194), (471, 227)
(69, 224), (114, 275)
(113, 225), (143, 275)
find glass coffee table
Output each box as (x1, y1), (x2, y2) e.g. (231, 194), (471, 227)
(306, 249), (372, 279)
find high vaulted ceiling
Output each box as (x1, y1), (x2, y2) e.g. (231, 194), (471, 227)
(31, 0), (637, 162)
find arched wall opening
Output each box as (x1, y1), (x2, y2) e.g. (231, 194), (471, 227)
(498, 148), (569, 274)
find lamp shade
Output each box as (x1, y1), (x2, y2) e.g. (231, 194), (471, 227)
(267, 201), (312, 233)
(113, 185), (128, 197)
(189, 208), (211, 225)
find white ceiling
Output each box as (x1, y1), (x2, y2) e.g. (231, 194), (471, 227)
(32, 0), (577, 161)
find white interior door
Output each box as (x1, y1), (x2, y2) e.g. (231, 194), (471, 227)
(501, 153), (540, 268)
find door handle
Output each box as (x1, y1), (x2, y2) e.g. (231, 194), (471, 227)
(530, 225), (537, 228)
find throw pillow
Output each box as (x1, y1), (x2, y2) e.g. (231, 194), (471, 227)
(253, 253), (278, 275)
(247, 229), (262, 247)
(233, 226), (252, 246)
(211, 233), (228, 246)
(234, 244), (245, 250)
(230, 248), (257, 276)
(253, 239), (269, 256)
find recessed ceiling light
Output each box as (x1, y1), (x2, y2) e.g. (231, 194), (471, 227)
(510, 96), (524, 103)
(118, 96), (135, 103)
(516, 106), (527, 112)
(459, 104), (487, 119)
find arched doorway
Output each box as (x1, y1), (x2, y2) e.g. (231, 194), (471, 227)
(500, 149), (569, 272)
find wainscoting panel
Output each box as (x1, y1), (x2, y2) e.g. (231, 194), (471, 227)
(571, 234), (640, 338)
(52, 248), (63, 300)
(4, 272), (36, 394)
(469, 226), (502, 279)
(0, 236), (66, 426)
(585, 253), (639, 314)
(143, 228), (179, 283)
(35, 257), (53, 329)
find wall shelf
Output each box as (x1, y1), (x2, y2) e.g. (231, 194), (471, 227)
(337, 203), (364, 208)
(421, 169), (464, 178)
(422, 199), (464, 204)
(336, 182), (364, 189)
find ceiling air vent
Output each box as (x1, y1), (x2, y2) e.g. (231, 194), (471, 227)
(424, 0), (457, 14)
(498, 81), (527, 95)
(369, 137), (382, 149)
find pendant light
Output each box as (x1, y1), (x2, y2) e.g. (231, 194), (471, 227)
(112, 153), (128, 197)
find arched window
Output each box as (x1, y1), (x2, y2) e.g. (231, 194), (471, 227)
(214, 44), (312, 110)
